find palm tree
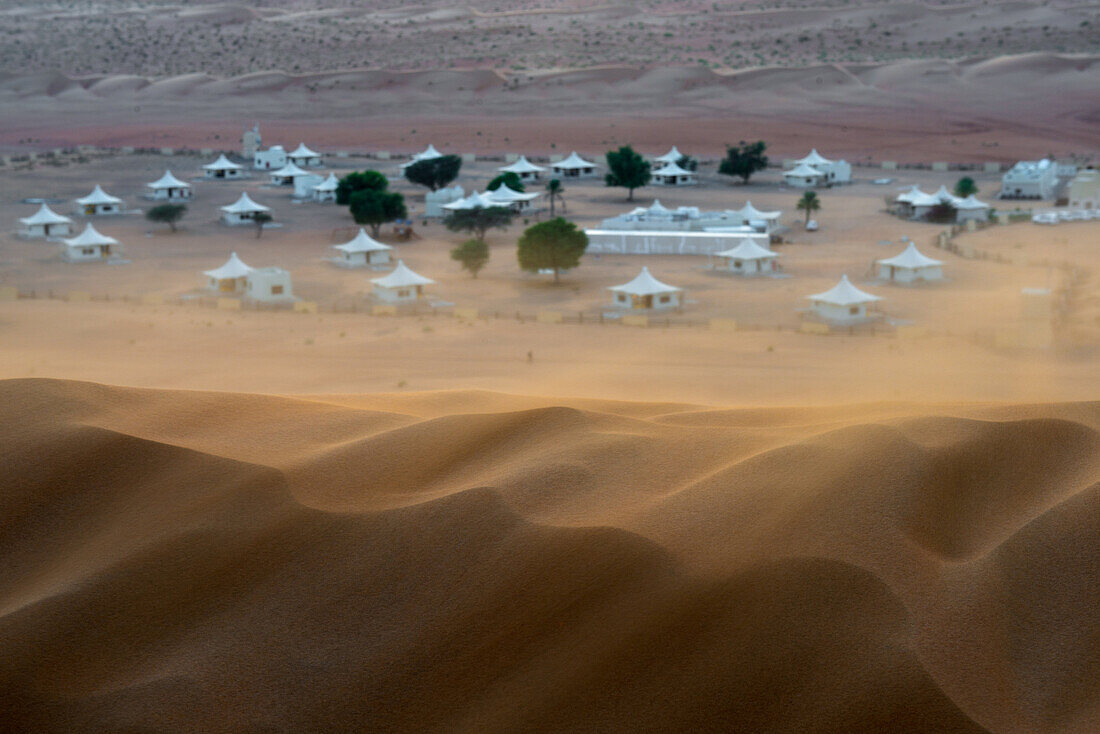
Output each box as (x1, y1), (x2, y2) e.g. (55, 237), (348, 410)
(796, 191), (820, 227)
(954, 177), (979, 197)
(546, 178), (565, 217)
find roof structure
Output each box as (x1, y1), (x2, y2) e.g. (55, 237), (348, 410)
(204, 251), (253, 280)
(333, 228), (393, 254)
(647, 199), (671, 216)
(498, 155), (545, 174)
(807, 275), (882, 306)
(736, 201), (781, 221)
(289, 143), (320, 158)
(371, 260), (435, 288)
(63, 223), (117, 247)
(203, 154), (243, 171)
(220, 192), (270, 214)
(442, 191), (499, 210)
(716, 240), (780, 261)
(784, 163), (824, 179)
(313, 173), (339, 192)
(795, 149), (833, 167)
(270, 161), (310, 178)
(653, 161), (695, 178)
(400, 144), (443, 169)
(20, 203), (71, 226)
(955, 194), (990, 210)
(76, 185), (122, 206)
(147, 170), (190, 190)
(553, 151), (598, 170)
(486, 185), (540, 204)
(654, 146), (684, 164)
(877, 243), (943, 269)
(609, 267), (682, 296)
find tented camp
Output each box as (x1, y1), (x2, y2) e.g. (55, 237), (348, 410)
(269, 161), (310, 186)
(332, 228), (392, 267)
(652, 161), (697, 186)
(254, 145), (287, 170)
(75, 185), (123, 215)
(609, 267), (683, 310)
(220, 192), (271, 226)
(734, 202), (783, 233)
(790, 149), (851, 184)
(203, 252), (253, 293)
(203, 155), (245, 179)
(371, 260), (435, 303)
(400, 144), (444, 170)
(715, 239), (780, 275)
(551, 151), (599, 179)
(18, 204), (72, 238)
(147, 171), (192, 201)
(877, 243), (944, 283)
(654, 146), (685, 165)
(442, 191), (499, 212)
(61, 223), (121, 261)
(783, 163), (825, 188)
(425, 185), (465, 217)
(806, 275), (882, 324)
(895, 186), (989, 222)
(245, 267), (294, 303)
(311, 173), (339, 203)
(288, 143), (322, 168)
(486, 184), (541, 211)
(497, 156), (546, 182)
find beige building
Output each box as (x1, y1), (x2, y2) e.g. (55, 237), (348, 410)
(1068, 168), (1100, 210)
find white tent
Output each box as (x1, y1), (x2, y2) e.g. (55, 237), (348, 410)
(609, 266), (683, 310)
(653, 161), (697, 186)
(203, 154), (245, 179)
(795, 149), (833, 167)
(332, 228), (393, 267)
(400, 144), (444, 170)
(75, 185), (123, 215)
(806, 275), (882, 323)
(442, 191), (499, 211)
(953, 193), (991, 222)
(654, 146), (684, 165)
(19, 203), (72, 238)
(220, 192), (271, 225)
(792, 149), (852, 184)
(204, 252), (254, 293)
(288, 143), (322, 167)
(486, 184), (541, 210)
(311, 173), (339, 203)
(61, 223), (120, 261)
(551, 151), (599, 178)
(715, 240), (780, 275)
(877, 243), (944, 283)
(783, 163), (824, 188)
(269, 161), (310, 186)
(498, 155), (546, 181)
(147, 170), (192, 201)
(371, 260), (435, 303)
(736, 201), (781, 223)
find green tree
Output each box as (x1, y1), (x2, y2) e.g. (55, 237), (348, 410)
(517, 217), (588, 284)
(252, 211), (272, 239)
(487, 172), (525, 192)
(546, 178), (565, 217)
(450, 238), (490, 278)
(954, 176), (979, 197)
(145, 203), (186, 232)
(604, 145), (651, 201)
(350, 189), (408, 237)
(444, 206), (513, 242)
(336, 170), (388, 205)
(718, 140), (769, 184)
(676, 155), (698, 171)
(795, 191), (820, 226)
(404, 154), (462, 191)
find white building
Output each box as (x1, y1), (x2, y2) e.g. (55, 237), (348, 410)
(895, 185), (989, 222)
(877, 243), (944, 284)
(75, 185), (123, 216)
(806, 275), (882, 324)
(146, 171), (192, 201)
(1001, 159), (1058, 199)
(654, 146), (685, 166)
(18, 204), (72, 238)
(311, 173), (339, 203)
(652, 161), (697, 186)
(715, 240), (780, 275)
(371, 260), (435, 303)
(425, 185), (465, 217)
(332, 228), (392, 267)
(61, 223), (120, 261)
(789, 149), (851, 185)
(203, 154), (245, 180)
(288, 143), (322, 168)
(551, 151), (599, 179)
(599, 199), (782, 235)
(783, 163), (825, 188)
(220, 192), (271, 226)
(1068, 169), (1100, 210)
(400, 144), (444, 170)
(953, 193), (991, 223)
(269, 161), (311, 186)
(245, 267), (294, 303)
(734, 202), (783, 234)
(609, 267), (683, 310)
(497, 156), (546, 182)
(585, 229), (770, 256)
(203, 252), (253, 294)
(254, 145), (287, 171)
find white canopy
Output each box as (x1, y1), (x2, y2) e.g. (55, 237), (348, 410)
(20, 203), (72, 226)
(716, 240), (780, 261)
(487, 185), (540, 204)
(784, 164), (824, 179)
(955, 194), (990, 210)
(204, 251), (253, 280)
(147, 170), (190, 190)
(203, 154), (243, 171)
(907, 188), (941, 207)
(655, 146), (684, 164)
(313, 173), (339, 192)
(807, 275), (881, 306)
(333, 228), (392, 254)
(63, 222), (117, 247)
(442, 191), (499, 211)
(401, 144), (443, 168)
(653, 161), (694, 177)
(609, 267), (682, 296)
(498, 155), (545, 174)
(877, 243), (943, 269)
(647, 199), (671, 216)
(554, 151), (598, 170)
(796, 149), (833, 167)
(289, 143), (320, 158)
(896, 185), (924, 204)
(736, 201), (781, 221)
(76, 185), (122, 206)
(270, 161), (309, 178)
(371, 260), (435, 288)
(220, 192), (270, 214)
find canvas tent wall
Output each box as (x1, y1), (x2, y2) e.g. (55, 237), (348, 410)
(75, 185), (123, 215)
(203, 155), (245, 179)
(652, 161), (697, 186)
(371, 260), (434, 303)
(715, 240), (780, 275)
(806, 275), (882, 323)
(61, 223), (120, 261)
(608, 267), (683, 310)
(203, 252), (253, 293)
(551, 151), (599, 178)
(147, 171), (192, 201)
(288, 143), (322, 167)
(332, 228), (393, 267)
(876, 243), (944, 283)
(220, 192), (271, 225)
(18, 204), (72, 238)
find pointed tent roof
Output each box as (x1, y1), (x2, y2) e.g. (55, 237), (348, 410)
(20, 203), (72, 226)
(647, 199), (671, 216)
(807, 275), (881, 306)
(716, 239), (780, 261)
(486, 184), (540, 204)
(609, 267), (682, 296)
(955, 193), (990, 210)
(333, 228), (393, 254)
(498, 155), (545, 174)
(289, 143), (320, 159)
(220, 192), (270, 214)
(877, 242), (943, 270)
(908, 188), (941, 207)
(933, 185), (963, 206)
(653, 161), (694, 177)
(401, 144), (443, 169)
(895, 185), (924, 204)
(784, 163), (824, 179)
(371, 260), (435, 288)
(796, 149), (833, 167)
(63, 222), (118, 247)
(76, 184), (122, 206)
(655, 146), (684, 164)
(148, 170), (190, 190)
(313, 173), (339, 192)
(442, 191), (499, 210)
(554, 151), (598, 170)
(204, 251), (253, 280)
(203, 154), (243, 171)
(270, 161), (309, 178)
(737, 201), (781, 221)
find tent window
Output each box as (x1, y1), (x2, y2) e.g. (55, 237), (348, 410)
(849, 306), (859, 315)
(659, 295), (671, 304)
(271, 285), (284, 295)
(83, 248), (95, 255)
(398, 289), (410, 298)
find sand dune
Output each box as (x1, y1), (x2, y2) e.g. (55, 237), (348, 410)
(2, 378), (1097, 732)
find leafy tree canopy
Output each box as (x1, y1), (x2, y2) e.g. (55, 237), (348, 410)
(516, 217), (588, 283)
(954, 177), (979, 197)
(450, 238), (490, 278)
(718, 140), (769, 184)
(145, 203), (186, 232)
(443, 206), (513, 242)
(487, 172), (525, 192)
(350, 189), (408, 237)
(604, 145), (651, 201)
(336, 170), (388, 205)
(404, 154), (462, 191)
